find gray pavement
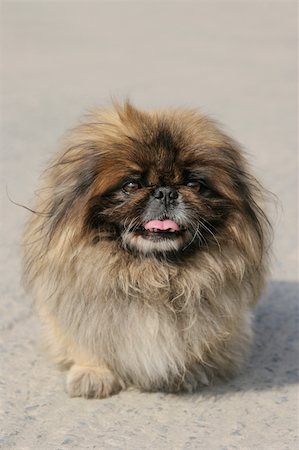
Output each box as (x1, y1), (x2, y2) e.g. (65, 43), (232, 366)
(1, 2), (298, 449)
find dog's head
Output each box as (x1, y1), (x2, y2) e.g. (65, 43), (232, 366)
(42, 102), (268, 261)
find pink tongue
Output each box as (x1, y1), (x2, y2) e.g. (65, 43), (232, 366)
(144, 220), (180, 232)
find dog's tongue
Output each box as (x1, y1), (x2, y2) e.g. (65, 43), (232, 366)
(143, 220), (180, 232)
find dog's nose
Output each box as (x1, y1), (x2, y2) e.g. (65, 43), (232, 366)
(153, 187), (178, 205)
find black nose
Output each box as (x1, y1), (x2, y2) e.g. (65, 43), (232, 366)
(153, 186), (178, 205)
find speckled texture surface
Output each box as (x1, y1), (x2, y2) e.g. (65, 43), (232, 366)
(1, 3), (298, 449)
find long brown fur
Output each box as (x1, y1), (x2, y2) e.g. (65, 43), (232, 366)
(23, 102), (270, 398)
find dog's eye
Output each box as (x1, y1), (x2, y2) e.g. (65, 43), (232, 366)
(122, 181), (142, 193)
(186, 178), (214, 197)
(186, 180), (201, 191)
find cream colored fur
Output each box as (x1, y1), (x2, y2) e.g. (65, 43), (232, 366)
(24, 225), (259, 396)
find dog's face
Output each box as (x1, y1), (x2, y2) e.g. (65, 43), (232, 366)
(47, 103), (265, 259)
(86, 132), (233, 256)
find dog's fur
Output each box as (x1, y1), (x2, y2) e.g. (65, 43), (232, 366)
(23, 102), (270, 398)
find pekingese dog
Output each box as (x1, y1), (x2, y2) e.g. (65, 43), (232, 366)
(23, 102), (270, 398)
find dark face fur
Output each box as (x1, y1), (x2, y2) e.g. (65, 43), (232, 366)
(43, 103), (266, 263)
(86, 143), (231, 256)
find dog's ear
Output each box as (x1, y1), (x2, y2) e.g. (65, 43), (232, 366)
(22, 124), (108, 289)
(44, 142), (101, 236)
(215, 139), (272, 304)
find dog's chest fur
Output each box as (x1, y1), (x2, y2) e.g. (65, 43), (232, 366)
(47, 247), (244, 389)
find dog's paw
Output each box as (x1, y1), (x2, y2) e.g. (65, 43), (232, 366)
(66, 365), (123, 399)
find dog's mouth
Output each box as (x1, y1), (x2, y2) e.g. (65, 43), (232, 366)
(131, 219), (186, 240)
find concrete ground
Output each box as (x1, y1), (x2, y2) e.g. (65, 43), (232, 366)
(1, 2), (298, 449)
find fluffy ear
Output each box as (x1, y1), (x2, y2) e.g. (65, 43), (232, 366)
(221, 146), (272, 302)
(34, 139), (100, 242)
(220, 136), (271, 254)
(22, 134), (104, 290)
